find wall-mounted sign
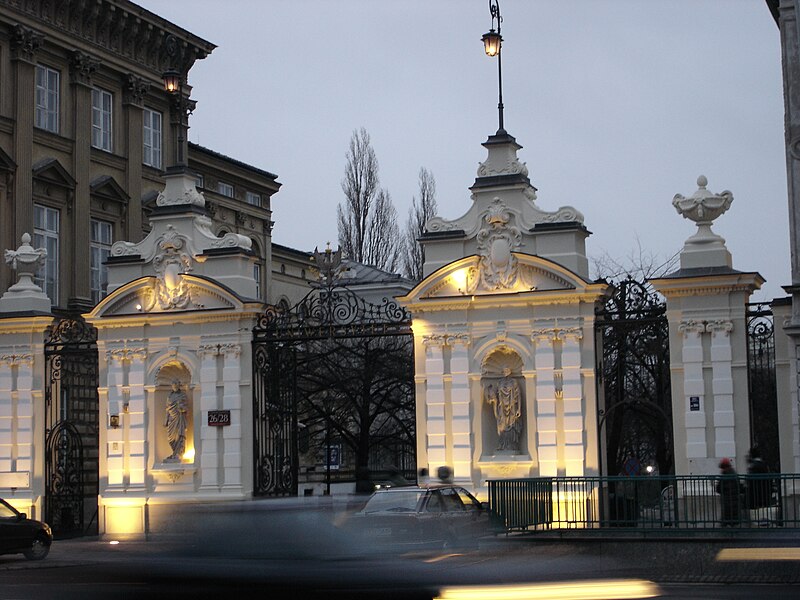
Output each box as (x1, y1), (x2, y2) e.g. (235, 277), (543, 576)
(689, 396), (700, 412)
(208, 410), (231, 426)
(327, 444), (341, 470)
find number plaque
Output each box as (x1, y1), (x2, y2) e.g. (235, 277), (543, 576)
(208, 410), (231, 427)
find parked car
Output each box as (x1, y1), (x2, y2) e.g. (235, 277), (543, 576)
(0, 498), (52, 560)
(344, 484), (490, 552)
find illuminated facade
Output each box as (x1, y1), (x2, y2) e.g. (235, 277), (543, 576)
(398, 131), (609, 497)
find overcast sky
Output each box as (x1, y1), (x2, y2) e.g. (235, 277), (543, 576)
(136, 0), (787, 301)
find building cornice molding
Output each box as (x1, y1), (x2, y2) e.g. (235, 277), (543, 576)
(0, 0), (215, 77)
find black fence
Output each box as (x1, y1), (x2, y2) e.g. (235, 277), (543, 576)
(488, 474), (800, 533)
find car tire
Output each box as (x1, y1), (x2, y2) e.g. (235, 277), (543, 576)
(23, 535), (50, 561)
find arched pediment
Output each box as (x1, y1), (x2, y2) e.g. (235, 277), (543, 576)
(399, 253), (593, 304)
(86, 274), (247, 319)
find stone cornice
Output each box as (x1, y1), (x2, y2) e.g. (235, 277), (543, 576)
(403, 289), (606, 314)
(649, 271), (764, 298)
(0, 0), (215, 77)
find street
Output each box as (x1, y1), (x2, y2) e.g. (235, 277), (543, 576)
(2, 528), (800, 599)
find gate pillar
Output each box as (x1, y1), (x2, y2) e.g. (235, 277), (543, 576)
(651, 176), (763, 475)
(398, 131), (608, 498)
(83, 170), (262, 537)
(0, 234), (53, 520)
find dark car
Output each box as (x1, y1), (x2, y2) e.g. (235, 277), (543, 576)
(0, 498), (52, 560)
(346, 484), (490, 552)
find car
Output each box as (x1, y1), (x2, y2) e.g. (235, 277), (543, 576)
(345, 484), (490, 553)
(0, 498), (52, 560)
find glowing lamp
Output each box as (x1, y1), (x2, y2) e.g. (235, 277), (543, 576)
(482, 30), (502, 57)
(162, 69), (181, 94)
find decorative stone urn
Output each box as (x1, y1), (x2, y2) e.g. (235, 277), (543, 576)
(672, 175), (733, 269)
(0, 233), (51, 312)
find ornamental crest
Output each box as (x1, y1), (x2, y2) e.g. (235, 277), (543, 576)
(149, 227), (195, 310)
(468, 198), (522, 292)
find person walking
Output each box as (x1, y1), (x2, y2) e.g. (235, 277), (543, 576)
(747, 446), (773, 525)
(716, 458), (742, 527)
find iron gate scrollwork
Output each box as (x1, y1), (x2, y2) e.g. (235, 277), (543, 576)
(252, 254), (414, 497)
(44, 315), (99, 537)
(595, 278), (673, 478)
(746, 302), (779, 472)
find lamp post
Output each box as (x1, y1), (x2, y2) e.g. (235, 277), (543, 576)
(162, 66), (190, 170)
(482, 0), (505, 134)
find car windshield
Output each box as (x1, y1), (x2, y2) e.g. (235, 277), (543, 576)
(362, 490), (425, 514)
(0, 502), (17, 519)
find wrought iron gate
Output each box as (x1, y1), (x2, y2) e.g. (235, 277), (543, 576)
(44, 315), (99, 537)
(252, 251), (414, 497)
(746, 302), (780, 472)
(595, 278), (673, 477)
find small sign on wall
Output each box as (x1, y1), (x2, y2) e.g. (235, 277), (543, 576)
(689, 396), (700, 411)
(208, 410), (231, 426)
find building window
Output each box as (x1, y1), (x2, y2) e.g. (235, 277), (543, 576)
(217, 181), (234, 198)
(34, 204), (59, 302)
(195, 173), (204, 189)
(91, 88), (113, 151)
(143, 108), (162, 168)
(90, 219), (113, 304)
(253, 262), (262, 299)
(246, 192), (261, 207)
(35, 65), (59, 133)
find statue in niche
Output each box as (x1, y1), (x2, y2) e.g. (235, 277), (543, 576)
(164, 380), (188, 462)
(485, 367), (522, 452)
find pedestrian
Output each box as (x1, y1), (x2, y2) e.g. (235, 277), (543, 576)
(747, 446), (773, 525)
(716, 458), (742, 527)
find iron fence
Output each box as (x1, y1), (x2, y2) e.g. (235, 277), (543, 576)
(488, 474), (800, 533)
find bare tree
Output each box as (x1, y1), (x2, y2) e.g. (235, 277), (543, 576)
(591, 235), (679, 282)
(337, 128), (400, 272)
(402, 167), (438, 281)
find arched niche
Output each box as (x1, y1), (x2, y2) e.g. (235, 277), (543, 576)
(154, 361), (194, 465)
(480, 347), (525, 456)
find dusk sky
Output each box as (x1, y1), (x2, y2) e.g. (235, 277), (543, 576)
(136, 1), (787, 301)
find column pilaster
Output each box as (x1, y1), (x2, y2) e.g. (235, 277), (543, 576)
(422, 334), (447, 474)
(446, 333), (471, 482)
(198, 344), (220, 489)
(559, 327), (584, 476)
(707, 320), (735, 459)
(221, 343), (242, 489)
(533, 329), (558, 476)
(679, 320), (708, 459)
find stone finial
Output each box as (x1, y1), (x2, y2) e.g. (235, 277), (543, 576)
(4, 233), (47, 286)
(0, 233), (51, 312)
(672, 175), (733, 226)
(672, 176), (733, 269)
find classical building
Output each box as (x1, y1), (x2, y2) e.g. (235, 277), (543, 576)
(0, 0), (281, 312)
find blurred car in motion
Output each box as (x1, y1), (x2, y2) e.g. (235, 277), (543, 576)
(0, 498), (52, 560)
(345, 484), (490, 552)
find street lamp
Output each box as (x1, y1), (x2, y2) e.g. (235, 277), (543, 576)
(162, 65), (190, 169)
(482, 0), (505, 134)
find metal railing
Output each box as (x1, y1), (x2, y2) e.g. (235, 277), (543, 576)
(487, 474), (800, 533)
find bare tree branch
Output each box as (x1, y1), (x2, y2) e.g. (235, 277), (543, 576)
(402, 167), (438, 281)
